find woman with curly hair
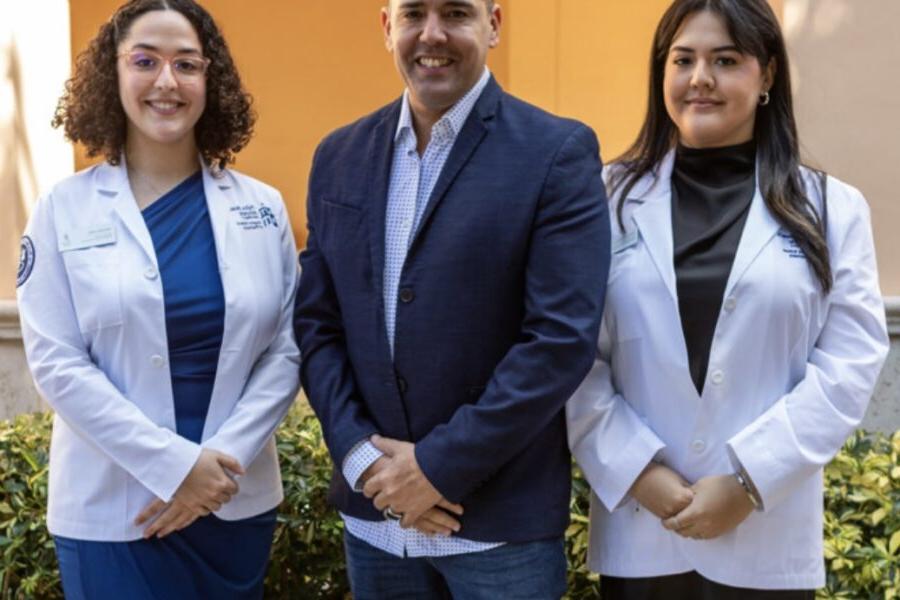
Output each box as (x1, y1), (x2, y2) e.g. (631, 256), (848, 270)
(16, 0), (299, 597)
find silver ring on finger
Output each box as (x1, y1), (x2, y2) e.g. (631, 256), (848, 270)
(383, 507), (403, 521)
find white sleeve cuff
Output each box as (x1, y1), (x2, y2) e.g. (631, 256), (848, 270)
(342, 439), (384, 492)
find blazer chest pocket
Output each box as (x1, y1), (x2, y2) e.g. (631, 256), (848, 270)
(63, 247), (124, 332)
(317, 199), (363, 253)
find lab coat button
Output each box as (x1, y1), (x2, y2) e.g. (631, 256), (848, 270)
(724, 297), (737, 312)
(710, 370), (724, 385)
(691, 439), (706, 453)
(144, 267), (158, 280)
(150, 355), (166, 368)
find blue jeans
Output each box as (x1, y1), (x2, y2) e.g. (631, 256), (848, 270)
(344, 531), (567, 600)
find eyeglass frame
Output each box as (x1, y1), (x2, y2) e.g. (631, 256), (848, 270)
(117, 49), (212, 82)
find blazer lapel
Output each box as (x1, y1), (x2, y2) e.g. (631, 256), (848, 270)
(723, 174), (780, 298)
(630, 151), (678, 303)
(407, 78), (500, 250)
(103, 161), (158, 266)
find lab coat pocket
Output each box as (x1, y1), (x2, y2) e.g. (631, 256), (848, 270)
(63, 246), (124, 332)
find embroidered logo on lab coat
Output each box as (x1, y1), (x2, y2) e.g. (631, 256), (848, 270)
(260, 206), (277, 228)
(17, 236), (35, 287)
(231, 204), (278, 231)
(777, 231), (805, 259)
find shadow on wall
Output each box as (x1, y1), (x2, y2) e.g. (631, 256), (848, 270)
(0, 33), (38, 299)
(783, 0), (900, 296)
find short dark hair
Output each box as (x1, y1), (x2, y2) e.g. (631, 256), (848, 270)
(52, 0), (255, 170)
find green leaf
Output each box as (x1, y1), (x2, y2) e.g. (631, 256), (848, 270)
(890, 530), (900, 556)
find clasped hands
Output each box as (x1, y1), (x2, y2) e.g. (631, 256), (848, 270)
(360, 435), (463, 537)
(629, 463), (755, 541)
(134, 448), (244, 539)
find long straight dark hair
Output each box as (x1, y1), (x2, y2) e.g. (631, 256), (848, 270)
(610, 0), (832, 292)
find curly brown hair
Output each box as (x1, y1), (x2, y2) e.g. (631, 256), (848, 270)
(52, 0), (255, 170)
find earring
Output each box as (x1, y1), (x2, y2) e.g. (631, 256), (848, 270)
(759, 91), (771, 106)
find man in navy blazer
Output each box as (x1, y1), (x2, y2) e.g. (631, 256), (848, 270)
(294, 0), (610, 596)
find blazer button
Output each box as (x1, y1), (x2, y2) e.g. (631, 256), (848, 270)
(396, 376), (408, 394)
(399, 288), (415, 303)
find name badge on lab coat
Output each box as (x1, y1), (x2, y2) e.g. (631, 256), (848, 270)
(58, 224), (117, 252)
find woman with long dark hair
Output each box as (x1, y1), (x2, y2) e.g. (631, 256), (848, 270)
(17, 1), (299, 597)
(567, 0), (888, 597)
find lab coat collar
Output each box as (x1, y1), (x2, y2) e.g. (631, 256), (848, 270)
(627, 150), (677, 303)
(201, 165), (233, 267)
(724, 170), (780, 299)
(96, 157), (234, 267)
(625, 148), (781, 303)
(97, 159), (158, 266)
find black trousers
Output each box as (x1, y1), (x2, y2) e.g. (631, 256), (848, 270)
(601, 571), (814, 600)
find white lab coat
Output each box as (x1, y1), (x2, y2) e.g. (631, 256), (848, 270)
(566, 151), (889, 589)
(17, 160), (300, 541)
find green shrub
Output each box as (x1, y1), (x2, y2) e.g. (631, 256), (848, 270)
(0, 409), (896, 599)
(266, 408), (348, 599)
(819, 430), (900, 600)
(0, 412), (55, 600)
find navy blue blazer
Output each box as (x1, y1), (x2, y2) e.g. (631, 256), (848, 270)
(294, 78), (610, 543)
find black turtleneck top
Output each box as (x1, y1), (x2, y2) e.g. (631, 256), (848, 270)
(672, 140), (756, 394)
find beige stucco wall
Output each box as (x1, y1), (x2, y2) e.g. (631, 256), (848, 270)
(1, 1), (73, 300)
(0, 301), (43, 416)
(783, 0), (900, 296)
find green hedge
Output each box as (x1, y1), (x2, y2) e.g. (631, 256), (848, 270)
(1, 408), (897, 599)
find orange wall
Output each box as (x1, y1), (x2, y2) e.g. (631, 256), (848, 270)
(69, 1), (785, 247)
(504, 0), (782, 162)
(505, 0), (672, 162)
(68, 0), (509, 246)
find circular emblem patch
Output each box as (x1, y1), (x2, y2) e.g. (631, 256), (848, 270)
(17, 236), (35, 288)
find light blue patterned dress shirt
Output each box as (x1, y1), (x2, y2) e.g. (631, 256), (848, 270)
(341, 68), (503, 558)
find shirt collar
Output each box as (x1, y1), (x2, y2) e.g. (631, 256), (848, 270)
(395, 67), (491, 143)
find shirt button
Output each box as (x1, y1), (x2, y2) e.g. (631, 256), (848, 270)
(710, 370), (724, 385)
(144, 266), (158, 280)
(150, 355), (166, 368)
(691, 439), (706, 453)
(399, 288), (415, 303)
(724, 297), (737, 312)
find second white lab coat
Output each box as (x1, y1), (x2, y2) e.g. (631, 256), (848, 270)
(566, 151), (888, 589)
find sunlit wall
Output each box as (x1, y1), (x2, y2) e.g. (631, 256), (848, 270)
(0, 0), (74, 300)
(783, 0), (900, 295)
